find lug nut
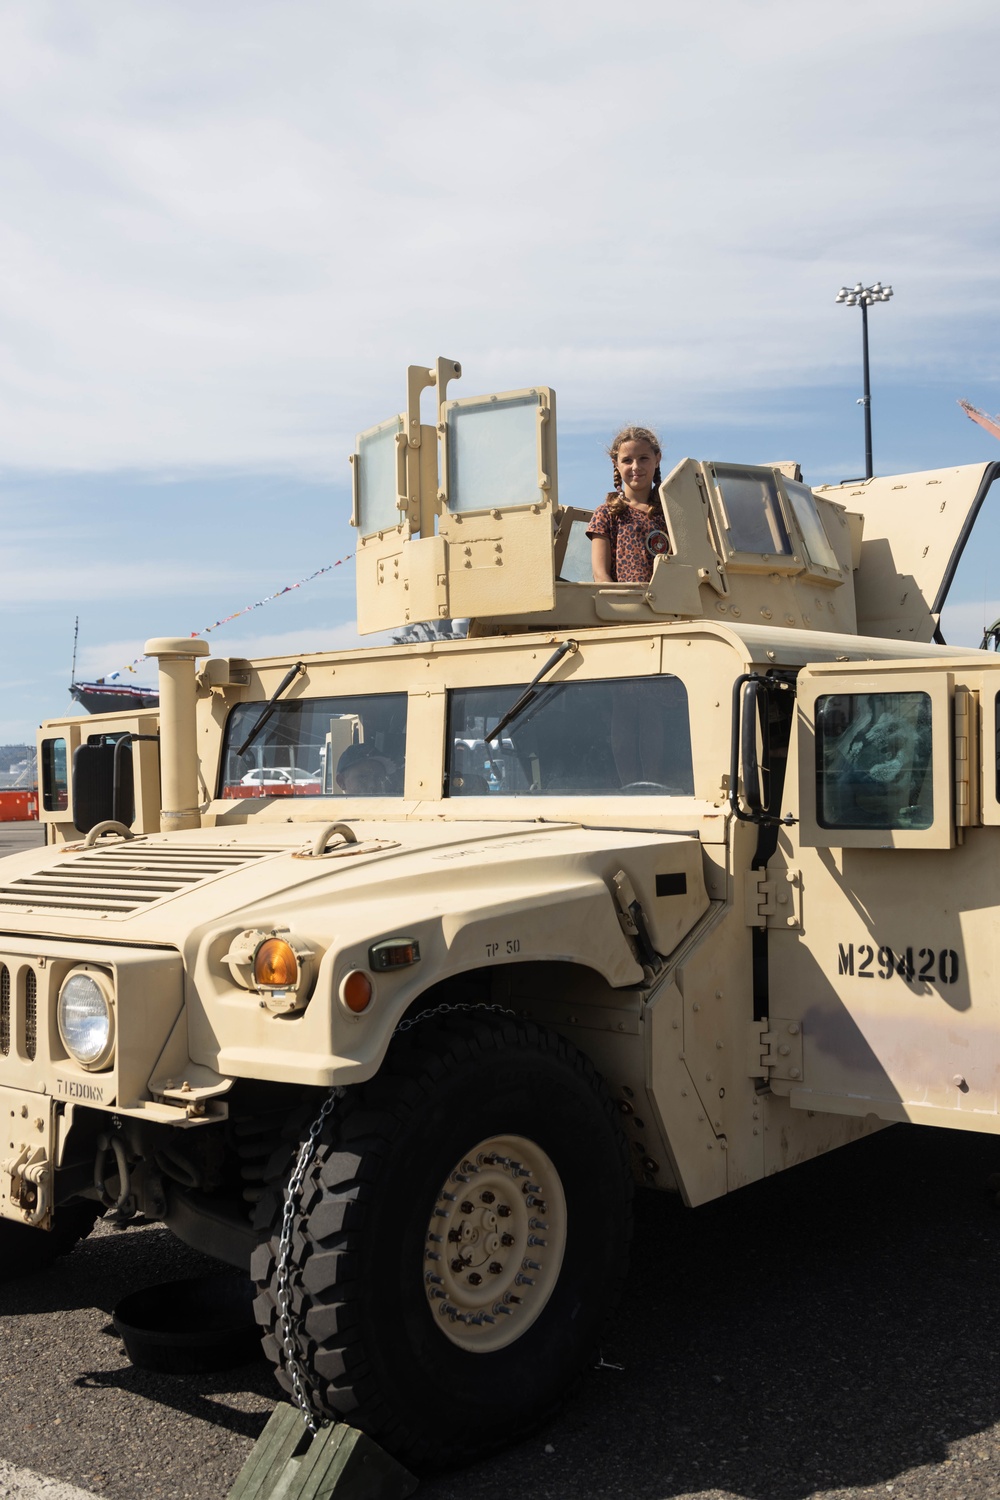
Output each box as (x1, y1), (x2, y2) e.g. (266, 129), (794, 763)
(460, 1201), (474, 1214)
(468, 1272), (483, 1286)
(497, 1204), (511, 1218)
(448, 1228), (462, 1242)
(501, 1232), (515, 1247)
(480, 1189), (495, 1204)
(489, 1261), (503, 1275)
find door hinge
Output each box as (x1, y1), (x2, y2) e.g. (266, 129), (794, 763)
(953, 685), (981, 828)
(745, 867), (801, 930)
(749, 1018), (803, 1082)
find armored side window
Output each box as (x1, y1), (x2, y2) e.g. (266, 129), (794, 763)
(40, 738), (68, 812)
(219, 693), (407, 798)
(446, 675), (693, 797)
(816, 692), (933, 830)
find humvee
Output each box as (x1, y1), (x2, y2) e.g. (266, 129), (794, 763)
(4, 358), (1000, 1470)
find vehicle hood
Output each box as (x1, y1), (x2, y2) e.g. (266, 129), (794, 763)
(0, 820), (704, 954)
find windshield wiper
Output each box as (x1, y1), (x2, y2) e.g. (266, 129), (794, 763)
(236, 662), (306, 759)
(485, 639), (578, 744)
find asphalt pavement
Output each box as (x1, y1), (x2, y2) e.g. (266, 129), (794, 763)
(3, 1123), (1000, 1500)
(0, 823), (45, 854)
(2, 819), (999, 1498)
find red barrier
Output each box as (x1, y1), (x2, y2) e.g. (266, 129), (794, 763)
(0, 789), (38, 822)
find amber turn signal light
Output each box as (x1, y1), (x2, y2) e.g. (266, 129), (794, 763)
(341, 970), (374, 1014)
(254, 937), (299, 990)
(368, 937), (420, 971)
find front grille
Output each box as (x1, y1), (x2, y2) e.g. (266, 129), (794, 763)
(0, 840), (278, 918)
(0, 964), (8, 1056)
(0, 958), (42, 1070)
(24, 969), (36, 1061)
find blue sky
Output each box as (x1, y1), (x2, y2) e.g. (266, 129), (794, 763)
(2, 0), (1000, 743)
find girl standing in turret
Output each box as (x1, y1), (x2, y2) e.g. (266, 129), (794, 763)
(587, 425), (669, 583)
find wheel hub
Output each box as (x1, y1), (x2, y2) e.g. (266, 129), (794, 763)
(423, 1133), (566, 1352)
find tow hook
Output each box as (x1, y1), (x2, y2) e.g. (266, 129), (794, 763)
(94, 1131), (135, 1216)
(2, 1143), (52, 1227)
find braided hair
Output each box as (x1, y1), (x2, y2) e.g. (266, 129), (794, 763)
(606, 425), (662, 517)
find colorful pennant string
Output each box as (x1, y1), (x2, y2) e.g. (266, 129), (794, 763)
(102, 555), (354, 681)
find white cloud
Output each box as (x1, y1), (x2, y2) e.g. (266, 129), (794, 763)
(0, 1), (998, 472)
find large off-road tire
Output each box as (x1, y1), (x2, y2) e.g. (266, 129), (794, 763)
(0, 1199), (103, 1282)
(251, 1013), (632, 1471)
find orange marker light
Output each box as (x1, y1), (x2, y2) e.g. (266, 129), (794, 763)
(254, 938), (299, 990)
(341, 970), (374, 1014)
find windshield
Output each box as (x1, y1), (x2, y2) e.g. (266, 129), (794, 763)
(220, 692), (407, 798)
(447, 676), (693, 795)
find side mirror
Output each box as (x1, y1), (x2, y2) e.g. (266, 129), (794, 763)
(730, 673), (797, 826)
(71, 733), (158, 834)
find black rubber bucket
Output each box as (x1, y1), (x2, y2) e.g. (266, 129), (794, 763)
(113, 1273), (263, 1375)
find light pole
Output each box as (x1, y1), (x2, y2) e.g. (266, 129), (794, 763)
(835, 281), (893, 479)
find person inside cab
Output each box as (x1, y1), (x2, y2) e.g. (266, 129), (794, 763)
(336, 743), (393, 795)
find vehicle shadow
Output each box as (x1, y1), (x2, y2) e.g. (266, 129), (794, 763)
(74, 1362), (274, 1441)
(3, 1124), (998, 1499)
(425, 1123), (1000, 1499)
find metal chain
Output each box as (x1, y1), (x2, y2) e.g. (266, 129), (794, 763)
(275, 1084), (344, 1432)
(275, 1000), (513, 1431)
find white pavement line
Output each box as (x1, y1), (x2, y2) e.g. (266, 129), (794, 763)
(0, 1460), (102, 1500)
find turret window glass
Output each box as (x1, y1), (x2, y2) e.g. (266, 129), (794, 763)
(784, 479), (840, 571)
(446, 676), (694, 796)
(356, 416), (403, 535)
(446, 394), (542, 513)
(712, 465), (792, 556)
(816, 692), (933, 829)
(220, 693), (407, 798)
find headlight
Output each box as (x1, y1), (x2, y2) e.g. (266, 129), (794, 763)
(58, 970), (115, 1070)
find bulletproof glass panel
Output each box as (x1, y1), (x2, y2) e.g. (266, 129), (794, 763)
(357, 416), (403, 536)
(559, 517), (594, 582)
(447, 676), (693, 796)
(713, 465), (792, 555)
(447, 394), (540, 513)
(785, 478), (839, 570)
(816, 692), (933, 829)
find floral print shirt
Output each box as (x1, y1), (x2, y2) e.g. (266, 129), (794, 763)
(586, 497), (669, 583)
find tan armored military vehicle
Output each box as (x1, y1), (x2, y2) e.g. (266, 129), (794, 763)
(5, 358), (1000, 1470)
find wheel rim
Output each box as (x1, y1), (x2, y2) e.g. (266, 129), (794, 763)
(423, 1133), (567, 1353)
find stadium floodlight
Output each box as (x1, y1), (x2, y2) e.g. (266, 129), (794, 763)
(836, 281), (895, 478)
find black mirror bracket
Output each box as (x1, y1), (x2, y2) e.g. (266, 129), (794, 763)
(729, 672), (798, 826)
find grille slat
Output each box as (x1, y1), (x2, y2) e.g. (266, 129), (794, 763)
(24, 970), (36, 1061)
(0, 964), (9, 1056)
(0, 841), (276, 918)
